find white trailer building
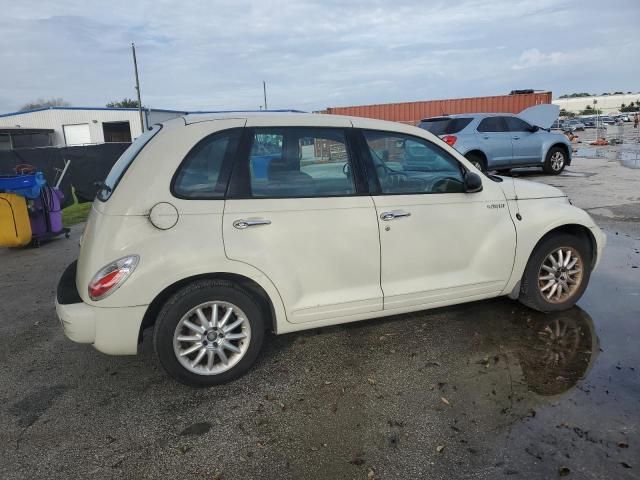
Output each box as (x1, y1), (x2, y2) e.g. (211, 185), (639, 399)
(553, 93), (640, 114)
(0, 107), (187, 147)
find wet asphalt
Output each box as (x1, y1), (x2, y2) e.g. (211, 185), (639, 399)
(0, 217), (638, 479)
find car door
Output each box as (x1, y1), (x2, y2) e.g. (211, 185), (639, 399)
(505, 116), (543, 165)
(475, 116), (513, 168)
(223, 120), (383, 325)
(357, 128), (517, 312)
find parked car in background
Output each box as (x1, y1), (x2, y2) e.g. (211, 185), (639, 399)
(563, 120), (586, 132)
(55, 112), (604, 386)
(599, 116), (615, 125)
(418, 106), (572, 174)
(580, 117), (596, 128)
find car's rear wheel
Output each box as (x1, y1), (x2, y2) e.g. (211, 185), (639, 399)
(519, 233), (592, 312)
(154, 279), (265, 387)
(543, 147), (567, 175)
(465, 152), (486, 172)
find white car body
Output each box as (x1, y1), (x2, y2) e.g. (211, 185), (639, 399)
(55, 113), (605, 361)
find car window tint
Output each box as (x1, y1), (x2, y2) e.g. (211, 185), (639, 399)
(173, 130), (238, 199)
(418, 117), (473, 135)
(477, 117), (507, 132)
(249, 128), (355, 198)
(363, 130), (465, 194)
(505, 117), (531, 132)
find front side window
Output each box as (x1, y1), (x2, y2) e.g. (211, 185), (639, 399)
(505, 117), (532, 132)
(173, 129), (240, 199)
(477, 117), (507, 133)
(363, 130), (465, 194)
(248, 128), (355, 198)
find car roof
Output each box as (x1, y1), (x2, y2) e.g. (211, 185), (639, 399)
(421, 112), (517, 121)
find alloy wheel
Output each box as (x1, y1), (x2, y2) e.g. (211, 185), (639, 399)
(537, 247), (583, 304)
(173, 301), (251, 375)
(550, 151), (565, 171)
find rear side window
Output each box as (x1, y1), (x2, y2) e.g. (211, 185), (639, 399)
(172, 129), (240, 199)
(418, 117), (472, 135)
(97, 124), (162, 201)
(247, 127), (356, 198)
(477, 117), (507, 132)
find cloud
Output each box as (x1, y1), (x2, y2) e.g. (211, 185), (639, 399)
(512, 49), (564, 70)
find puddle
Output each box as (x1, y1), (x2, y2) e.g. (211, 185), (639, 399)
(575, 145), (640, 168)
(619, 148), (640, 169)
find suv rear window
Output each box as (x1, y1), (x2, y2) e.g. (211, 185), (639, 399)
(418, 117), (472, 135)
(97, 124), (162, 201)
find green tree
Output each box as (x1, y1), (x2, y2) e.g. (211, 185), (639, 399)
(558, 92), (593, 99)
(559, 109), (575, 118)
(579, 105), (602, 115)
(20, 97), (70, 111)
(106, 98), (142, 108)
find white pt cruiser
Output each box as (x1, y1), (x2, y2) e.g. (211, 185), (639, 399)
(55, 113), (605, 387)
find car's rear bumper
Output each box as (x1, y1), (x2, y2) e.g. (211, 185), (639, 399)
(56, 261), (146, 355)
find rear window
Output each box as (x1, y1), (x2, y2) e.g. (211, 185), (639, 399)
(418, 117), (472, 135)
(97, 124), (162, 202)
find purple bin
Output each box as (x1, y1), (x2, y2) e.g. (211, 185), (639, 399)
(29, 186), (64, 237)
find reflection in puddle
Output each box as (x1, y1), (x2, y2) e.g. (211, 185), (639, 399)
(619, 148), (640, 169)
(574, 145), (640, 169)
(516, 307), (597, 396)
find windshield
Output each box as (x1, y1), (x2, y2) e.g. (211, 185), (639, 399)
(97, 124), (162, 201)
(418, 117), (472, 135)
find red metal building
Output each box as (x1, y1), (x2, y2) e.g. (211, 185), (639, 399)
(320, 92), (552, 125)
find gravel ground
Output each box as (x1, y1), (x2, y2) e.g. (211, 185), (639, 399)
(0, 150), (639, 479)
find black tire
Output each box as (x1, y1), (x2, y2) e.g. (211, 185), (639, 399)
(543, 146), (567, 175)
(519, 233), (592, 312)
(465, 152), (487, 172)
(153, 279), (265, 387)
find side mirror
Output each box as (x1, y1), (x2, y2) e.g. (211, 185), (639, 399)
(464, 172), (483, 193)
(529, 125), (540, 133)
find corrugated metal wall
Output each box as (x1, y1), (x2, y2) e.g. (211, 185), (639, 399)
(321, 92), (552, 125)
(0, 109), (143, 146)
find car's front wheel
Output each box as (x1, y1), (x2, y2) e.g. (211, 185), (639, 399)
(465, 152), (487, 172)
(154, 279), (265, 387)
(519, 233), (592, 312)
(543, 146), (567, 175)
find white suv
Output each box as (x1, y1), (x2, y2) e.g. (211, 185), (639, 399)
(55, 113), (605, 386)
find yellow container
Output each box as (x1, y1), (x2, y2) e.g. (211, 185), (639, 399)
(0, 194), (32, 247)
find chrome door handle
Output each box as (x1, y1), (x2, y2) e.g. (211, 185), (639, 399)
(233, 218), (271, 229)
(512, 136), (520, 140)
(380, 210), (411, 221)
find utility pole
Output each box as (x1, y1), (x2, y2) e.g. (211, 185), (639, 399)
(263, 81), (268, 110)
(132, 42), (144, 132)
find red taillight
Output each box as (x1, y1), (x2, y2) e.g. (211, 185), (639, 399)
(442, 135), (457, 146)
(88, 255), (139, 301)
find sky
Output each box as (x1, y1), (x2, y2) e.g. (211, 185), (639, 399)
(0, 0), (638, 113)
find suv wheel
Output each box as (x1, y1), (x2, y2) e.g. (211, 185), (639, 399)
(519, 233), (591, 312)
(154, 279), (265, 387)
(543, 147), (566, 175)
(465, 153), (486, 172)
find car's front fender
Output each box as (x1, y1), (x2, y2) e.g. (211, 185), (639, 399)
(503, 198), (605, 295)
